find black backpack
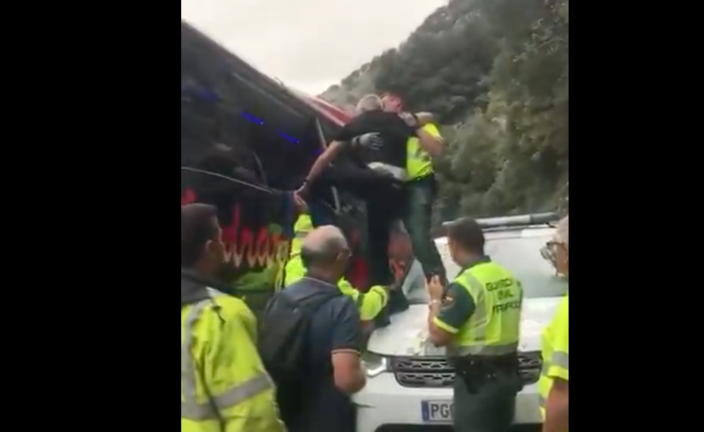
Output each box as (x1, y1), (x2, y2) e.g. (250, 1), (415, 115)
(259, 290), (339, 423)
(259, 289), (339, 376)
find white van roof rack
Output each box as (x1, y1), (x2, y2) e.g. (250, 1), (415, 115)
(441, 212), (560, 229)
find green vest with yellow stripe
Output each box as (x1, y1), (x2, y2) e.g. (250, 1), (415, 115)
(451, 261), (523, 357)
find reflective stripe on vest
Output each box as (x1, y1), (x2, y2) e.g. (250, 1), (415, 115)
(181, 299), (272, 421)
(545, 351), (569, 372)
(538, 293), (569, 420)
(538, 350), (569, 410)
(452, 265), (522, 357)
(538, 351), (570, 408)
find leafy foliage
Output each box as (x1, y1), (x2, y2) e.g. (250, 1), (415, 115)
(321, 0), (569, 221)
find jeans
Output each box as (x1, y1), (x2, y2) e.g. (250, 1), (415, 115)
(403, 176), (446, 282)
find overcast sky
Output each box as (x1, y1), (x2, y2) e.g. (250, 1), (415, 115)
(182, 0), (447, 94)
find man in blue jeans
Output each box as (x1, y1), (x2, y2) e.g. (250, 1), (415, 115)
(381, 92), (446, 284)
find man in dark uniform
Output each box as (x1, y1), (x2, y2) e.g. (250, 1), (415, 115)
(296, 94), (415, 288)
(426, 217), (524, 432)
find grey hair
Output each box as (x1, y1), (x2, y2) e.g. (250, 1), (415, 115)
(356, 94), (383, 112)
(555, 216), (569, 248)
(300, 225), (348, 265)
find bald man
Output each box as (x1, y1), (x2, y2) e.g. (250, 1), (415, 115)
(285, 213), (388, 321)
(267, 225), (366, 432)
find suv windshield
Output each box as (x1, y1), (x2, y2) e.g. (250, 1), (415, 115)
(404, 228), (567, 303)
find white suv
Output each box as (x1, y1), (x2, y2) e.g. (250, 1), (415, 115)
(355, 215), (568, 432)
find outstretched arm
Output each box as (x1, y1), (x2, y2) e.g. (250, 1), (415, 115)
(338, 278), (388, 321)
(300, 141), (345, 191)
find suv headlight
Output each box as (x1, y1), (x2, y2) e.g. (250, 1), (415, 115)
(362, 352), (389, 378)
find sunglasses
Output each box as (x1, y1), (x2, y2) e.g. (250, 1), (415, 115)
(541, 241), (566, 260)
(337, 248), (352, 261)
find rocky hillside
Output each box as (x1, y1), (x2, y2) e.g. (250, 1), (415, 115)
(321, 0), (496, 122)
(321, 0), (569, 219)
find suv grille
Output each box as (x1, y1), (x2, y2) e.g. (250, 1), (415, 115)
(391, 352), (542, 388)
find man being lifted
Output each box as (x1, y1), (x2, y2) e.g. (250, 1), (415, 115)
(296, 94), (438, 288)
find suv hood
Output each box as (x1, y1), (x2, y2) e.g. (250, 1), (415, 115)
(367, 297), (562, 356)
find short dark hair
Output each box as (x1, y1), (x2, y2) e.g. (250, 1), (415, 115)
(181, 203), (219, 266)
(381, 91), (405, 108)
(446, 217), (485, 253)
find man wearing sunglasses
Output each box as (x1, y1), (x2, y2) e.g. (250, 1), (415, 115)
(539, 216), (569, 432)
(284, 207), (389, 322)
(270, 225), (367, 432)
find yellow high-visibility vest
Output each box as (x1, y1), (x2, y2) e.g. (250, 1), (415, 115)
(436, 261), (523, 356)
(406, 123), (441, 180)
(181, 292), (285, 432)
(538, 293), (569, 431)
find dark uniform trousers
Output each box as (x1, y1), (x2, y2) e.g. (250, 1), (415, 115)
(453, 369), (520, 432)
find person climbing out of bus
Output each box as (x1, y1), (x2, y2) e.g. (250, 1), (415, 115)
(285, 196), (388, 322)
(296, 94), (421, 290)
(296, 93), (445, 288)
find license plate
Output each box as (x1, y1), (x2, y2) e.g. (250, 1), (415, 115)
(421, 400), (453, 423)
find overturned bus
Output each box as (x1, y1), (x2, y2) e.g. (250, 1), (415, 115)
(181, 21), (418, 313)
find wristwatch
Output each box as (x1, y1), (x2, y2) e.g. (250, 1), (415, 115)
(429, 299), (442, 307)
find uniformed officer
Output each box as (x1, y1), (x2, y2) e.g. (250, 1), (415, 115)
(285, 212), (388, 321)
(381, 93), (446, 284)
(539, 216), (569, 432)
(426, 217), (523, 432)
(181, 203), (285, 432)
